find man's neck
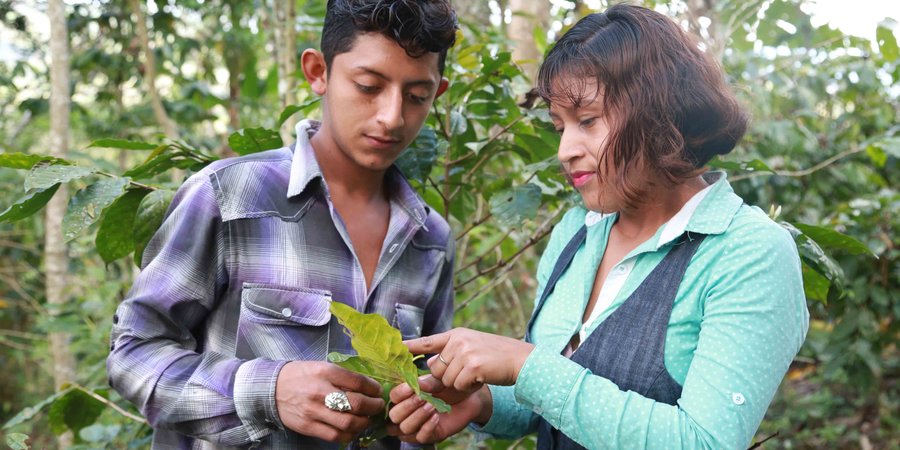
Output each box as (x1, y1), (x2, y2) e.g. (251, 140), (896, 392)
(309, 124), (388, 204)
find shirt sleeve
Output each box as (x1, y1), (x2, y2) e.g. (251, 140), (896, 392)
(511, 219), (809, 449)
(475, 208), (586, 439)
(106, 171), (285, 445)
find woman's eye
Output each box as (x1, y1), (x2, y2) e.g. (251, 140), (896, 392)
(579, 117), (596, 127)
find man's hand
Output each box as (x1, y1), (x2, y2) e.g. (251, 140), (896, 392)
(275, 361), (385, 442)
(405, 327), (535, 393)
(387, 376), (492, 444)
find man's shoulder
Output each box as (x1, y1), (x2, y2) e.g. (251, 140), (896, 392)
(410, 206), (454, 255)
(188, 147), (297, 221)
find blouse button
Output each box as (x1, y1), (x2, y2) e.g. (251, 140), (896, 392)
(732, 392), (745, 405)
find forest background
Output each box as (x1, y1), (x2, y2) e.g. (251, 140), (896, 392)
(0, 0), (897, 448)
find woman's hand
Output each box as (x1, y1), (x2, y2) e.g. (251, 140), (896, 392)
(387, 376), (492, 444)
(405, 328), (535, 393)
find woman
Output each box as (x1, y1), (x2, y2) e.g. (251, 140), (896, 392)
(387, 4), (808, 449)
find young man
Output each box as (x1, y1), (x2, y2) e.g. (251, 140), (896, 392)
(107, 1), (457, 448)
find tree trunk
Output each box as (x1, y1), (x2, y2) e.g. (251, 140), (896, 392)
(47, 0), (76, 447)
(271, 0), (297, 144)
(508, 0), (550, 79)
(451, 0), (493, 28)
(130, 0), (180, 140)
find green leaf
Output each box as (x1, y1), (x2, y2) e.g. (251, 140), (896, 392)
(793, 223), (875, 256)
(2, 388), (69, 430)
(489, 183), (542, 227)
(328, 302), (451, 417)
(48, 389), (104, 437)
(329, 302), (421, 390)
(0, 152), (70, 169)
(228, 127), (283, 155)
(88, 138), (159, 150)
(396, 127), (440, 185)
(781, 222), (845, 302)
(63, 177), (131, 242)
(277, 98), (321, 127)
(25, 164), (96, 191)
(707, 158), (774, 174)
(0, 184), (61, 222)
(133, 189), (175, 267)
(96, 188), (152, 263)
(5, 433), (29, 450)
(876, 20), (899, 61)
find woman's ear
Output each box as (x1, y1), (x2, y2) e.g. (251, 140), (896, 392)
(301, 49), (328, 96)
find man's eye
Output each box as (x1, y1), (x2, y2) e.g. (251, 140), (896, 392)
(408, 93), (428, 104)
(355, 83), (378, 94)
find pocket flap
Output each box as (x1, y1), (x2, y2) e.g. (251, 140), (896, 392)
(394, 303), (425, 339)
(241, 283), (332, 326)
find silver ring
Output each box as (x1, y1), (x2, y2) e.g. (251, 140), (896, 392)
(437, 353), (449, 365)
(324, 391), (352, 412)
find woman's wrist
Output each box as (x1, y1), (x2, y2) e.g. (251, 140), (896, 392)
(472, 384), (494, 426)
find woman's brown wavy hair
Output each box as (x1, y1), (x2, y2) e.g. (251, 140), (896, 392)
(537, 4), (748, 209)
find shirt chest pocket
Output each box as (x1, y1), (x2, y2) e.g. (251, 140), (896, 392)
(236, 283), (333, 361)
(393, 303), (426, 340)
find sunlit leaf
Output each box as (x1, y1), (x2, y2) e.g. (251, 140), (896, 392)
(62, 177), (130, 242)
(5, 433), (29, 450)
(0, 152), (70, 169)
(876, 20), (899, 61)
(25, 163), (96, 191)
(328, 302), (451, 412)
(2, 389), (69, 430)
(277, 98), (321, 127)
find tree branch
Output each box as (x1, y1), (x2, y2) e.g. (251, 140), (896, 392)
(730, 146), (867, 182)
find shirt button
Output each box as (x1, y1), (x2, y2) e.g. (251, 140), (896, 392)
(732, 392), (745, 405)
(281, 308), (292, 317)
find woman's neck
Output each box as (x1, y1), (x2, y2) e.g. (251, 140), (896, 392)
(614, 175), (709, 242)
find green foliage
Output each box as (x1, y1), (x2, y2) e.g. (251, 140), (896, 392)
(132, 189), (175, 266)
(0, 0), (896, 448)
(227, 127), (283, 156)
(47, 388), (104, 438)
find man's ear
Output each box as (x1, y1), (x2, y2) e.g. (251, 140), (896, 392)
(434, 77), (449, 100)
(301, 49), (328, 96)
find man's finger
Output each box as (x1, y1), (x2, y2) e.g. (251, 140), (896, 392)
(345, 391), (386, 417)
(404, 330), (452, 355)
(417, 375), (445, 394)
(329, 367), (383, 397)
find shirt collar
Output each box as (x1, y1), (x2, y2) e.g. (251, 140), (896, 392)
(683, 171), (744, 237)
(287, 119), (431, 230)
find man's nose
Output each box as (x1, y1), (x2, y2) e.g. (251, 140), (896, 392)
(376, 89), (405, 130)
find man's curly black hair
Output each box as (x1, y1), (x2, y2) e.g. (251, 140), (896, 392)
(322, 0), (457, 74)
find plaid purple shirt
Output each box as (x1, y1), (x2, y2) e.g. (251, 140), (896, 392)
(108, 120), (454, 449)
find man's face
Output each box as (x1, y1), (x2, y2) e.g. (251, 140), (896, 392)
(314, 32), (448, 172)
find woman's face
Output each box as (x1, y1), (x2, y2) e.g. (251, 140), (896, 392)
(549, 80), (620, 213)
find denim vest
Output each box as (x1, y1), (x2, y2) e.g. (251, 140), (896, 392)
(526, 226), (706, 450)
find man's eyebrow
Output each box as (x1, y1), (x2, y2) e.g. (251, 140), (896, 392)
(352, 66), (436, 88)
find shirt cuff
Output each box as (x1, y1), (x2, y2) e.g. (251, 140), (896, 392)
(471, 384), (520, 436)
(234, 359), (289, 442)
(513, 344), (586, 427)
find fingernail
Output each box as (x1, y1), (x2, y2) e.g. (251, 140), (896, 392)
(422, 403), (434, 413)
(418, 374), (431, 382)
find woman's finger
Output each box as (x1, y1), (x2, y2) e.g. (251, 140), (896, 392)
(439, 358), (465, 394)
(405, 330), (453, 355)
(389, 382), (417, 404)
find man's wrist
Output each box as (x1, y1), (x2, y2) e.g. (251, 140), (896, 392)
(473, 385), (493, 425)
